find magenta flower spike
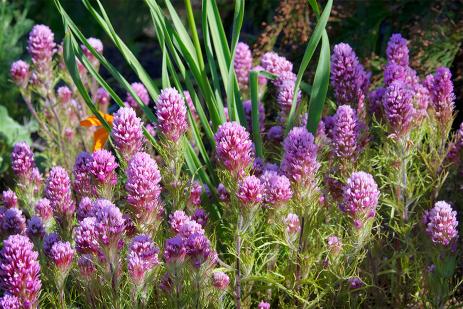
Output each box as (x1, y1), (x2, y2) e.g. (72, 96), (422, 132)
(234, 42), (253, 89)
(212, 271), (230, 290)
(73, 151), (94, 198)
(49, 241), (74, 273)
(237, 175), (264, 206)
(10, 60), (30, 87)
(27, 24), (55, 64)
(331, 105), (360, 161)
(386, 33), (409, 66)
(89, 150), (118, 186)
(44, 166), (75, 220)
(261, 52), (293, 76)
(426, 67), (455, 129)
(2, 189), (17, 209)
(155, 87), (189, 142)
(423, 201), (458, 246)
(126, 82), (150, 108)
(127, 234), (159, 286)
(260, 171), (293, 207)
(11, 142), (35, 180)
(111, 107), (144, 161)
(35, 198), (53, 222)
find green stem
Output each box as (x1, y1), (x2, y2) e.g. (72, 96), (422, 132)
(184, 0), (204, 71)
(235, 210), (243, 309)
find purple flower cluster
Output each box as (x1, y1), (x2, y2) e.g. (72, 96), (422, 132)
(331, 105), (360, 160)
(261, 52), (293, 76)
(74, 217), (99, 255)
(188, 181), (202, 207)
(281, 127), (319, 187)
(424, 67), (455, 128)
(423, 201), (458, 246)
(214, 122), (254, 176)
(127, 234), (159, 285)
(212, 271), (230, 290)
(340, 171), (379, 228)
(77, 254), (96, 278)
(164, 236), (186, 264)
(156, 88), (189, 142)
(2, 189), (17, 209)
(284, 213), (300, 234)
(185, 233), (213, 268)
(35, 198), (53, 223)
(126, 82), (150, 108)
(382, 81), (416, 139)
(1, 208), (26, 236)
(93, 199), (125, 247)
(0, 235), (41, 306)
(0, 294), (20, 308)
(234, 42), (253, 89)
(237, 175), (264, 205)
(89, 150), (118, 186)
(73, 151), (94, 198)
(95, 87), (110, 106)
(44, 166), (75, 218)
(111, 107), (144, 161)
(260, 171), (292, 207)
(11, 142), (35, 179)
(330, 43), (370, 106)
(49, 241), (74, 273)
(26, 216), (45, 240)
(277, 80), (302, 115)
(258, 301), (271, 309)
(27, 24), (55, 64)
(10, 60), (29, 87)
(386, 33), (409, 66)
(126, 152), (162, 215)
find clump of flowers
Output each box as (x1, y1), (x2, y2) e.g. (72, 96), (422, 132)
(127, 234), (159, 286)
(155, 87), (189, 143)
(234, 42), (252, 89)
(422, 201), (458, 246)
(111, 107), (144, 161)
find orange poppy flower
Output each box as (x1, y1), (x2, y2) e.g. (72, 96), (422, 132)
(80, 112), (113, 152)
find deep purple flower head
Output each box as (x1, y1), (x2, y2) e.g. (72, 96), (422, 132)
(89, 150), (118, 185)
(126, 82), (150, 108)
(164, 236), (186, 264)
(96, 87), (110, 107)
(258, 301), (271, 309)
(267, 126), (284, 143)
(11, 142), (35, 178)
(26, 216), (45, 240)
(281, 127), (319, 186)
(156, 87), (189, 142)
(35, 198), (53, 222)
(43, 233), (60, 257)
(49, 241), (74, 272)
(217, 183), (230, 202)
(331, 105), (360, 160)
(383, 63), (418, 87)
(327, 235), (342, 255)
(330, 43), (370, 106)
(112, 107), (143, 161)
(74, 217), (99, 254)
(0, 235), (41, 305)
(126, 152), (162, 213)
(273, 71), (297, 88)
(185, 233), (212, 268)
(10, 60), (29, 87)
(0, 294), (20, 309)
(73, 151), (93, 198)
(260, 171), (292, 206)
(277, 80), (302, 114)
(237, 175), (264, 205)
(57, 86), (72, 104)
(2, 208), (26, 236)
(284, 213), (300, 234)
(382, 80), (416, 139)
(77, 254), (96, 278)
(215, 122), (253, 175)
(192, 208), (208, 227)
(28, 24), (55, 63)
(44, 166), (75, 217)
(243, 100), (265, 133)
(212, 271), (230, 290)
(423, 201), (458, 246)
(348, 277), (364, 290)
(368, 87), (385, 117)
(340, 171), (379, 224)
(425, 67), (455, 128)
(94, 200), (125, 247)
(127, 234), (159, 285)
(188, 181), (203, 207)
(2, 189), (17, 209)
(169, 210), (190, 234)
(77, 197), (94, 221)
(252, 65), (268, 87)
(234, 42), (253, 89)
(386, 33), (409, 66)
(261, 52), (293, 76)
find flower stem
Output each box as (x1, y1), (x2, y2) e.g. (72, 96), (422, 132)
(235, 210), (243, 309)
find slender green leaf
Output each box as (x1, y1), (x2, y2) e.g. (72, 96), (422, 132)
(249, 70), (263, 158)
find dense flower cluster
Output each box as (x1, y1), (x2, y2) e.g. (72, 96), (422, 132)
(89, 150), (118, 186)
(155, 87), (189, 142)
(234, 42), (253, 89)
(111, 107), (143, 161)
(425, 67), (455, 128)
(11, 142), (35, 179)
(382, 81), (416, 139)
(126, 82), (150, 108)
(127, 234), (159, 285)
(331, 105), (360, 160)
(386, 33), (409, 66)
(423, 201), (458, 246)
(237, 175), (264, 205)
(2, 189), (17, 209)
(27, 24), (55, 64)
(45, 166), (75, 219)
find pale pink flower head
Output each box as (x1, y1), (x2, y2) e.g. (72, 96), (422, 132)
(89, 150), (118, 185)
(258, 301), (271, 309)
(261, 52), (293, 75)
(0, 235), (41, 306)
(234, 42), (253, 89)
(237, 175), (264, 205)
(2, 189), (17, 209)
(260, 171), (293, 207)
(82, 37), (103, 65)
(127, 234), (160, 286)
(126, 152), (162, 214)
(126, 82), (150, 108)
(340, 171), (379, 226)
(156, 87), (189, 142)
(188, 181), (203, 207)
(49, 241), (74, 273)
(57, 86), (72, 104)
(284, 213), (300, 234)
(111, 107), (144, 161)
(423, 201), (458, 246)
(10, 60), (29, 87)
(281, 127), (319, 187)
(169, 210), (190, 234)
(212, 271), (230, 290)
(214, 121), (253, 176)
(0, 294), (20, 309)
(28, 24), (55, 63)
(35, 198), (53, 222)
